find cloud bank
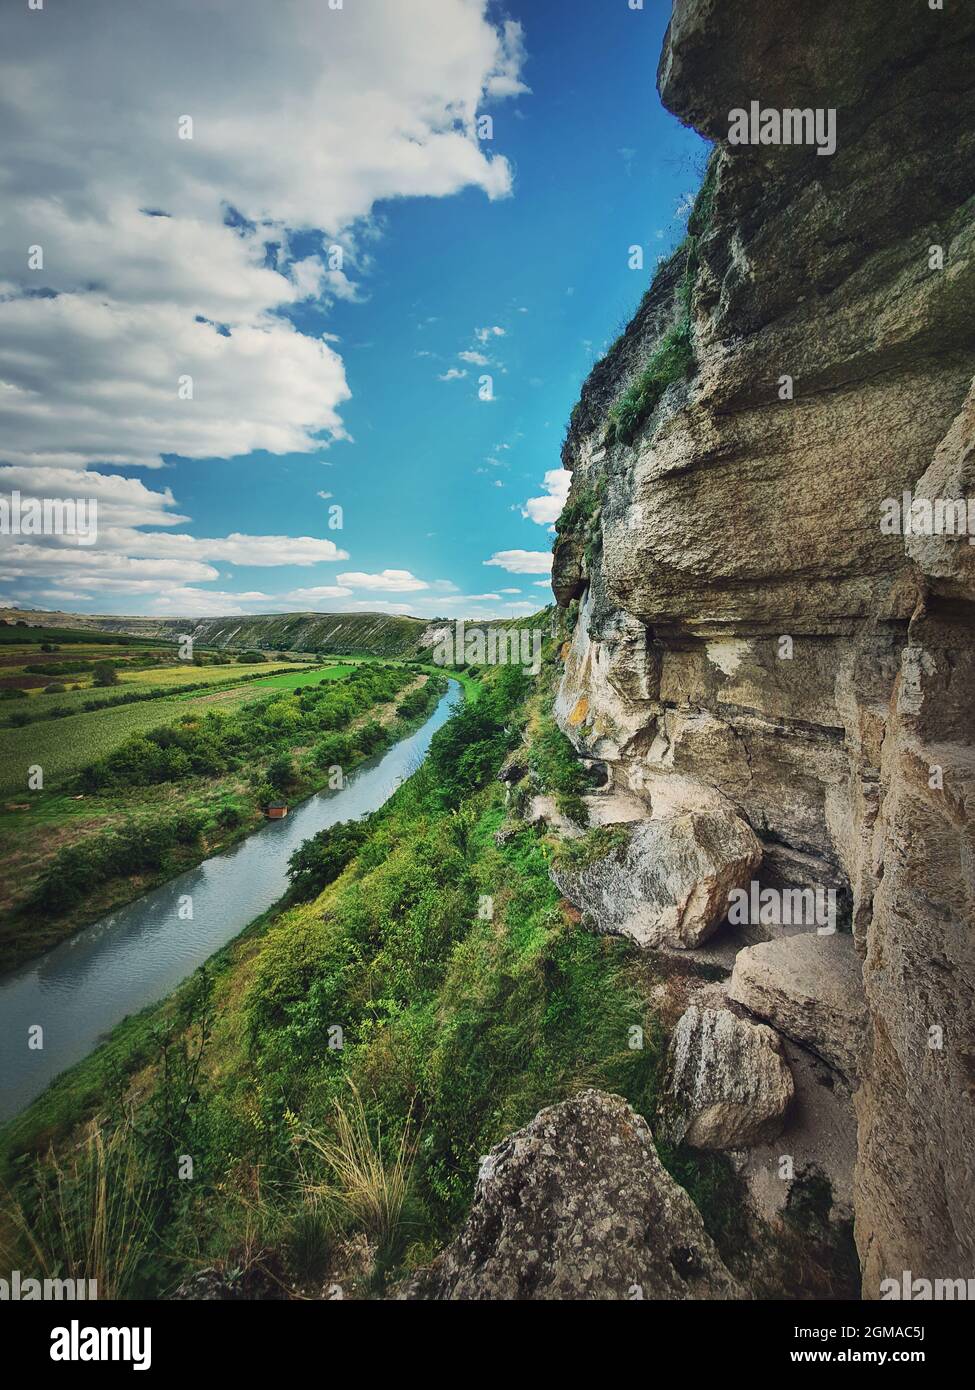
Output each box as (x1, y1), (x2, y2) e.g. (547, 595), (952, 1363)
(0, 0), (528, 615)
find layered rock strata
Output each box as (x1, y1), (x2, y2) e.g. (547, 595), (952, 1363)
(551, 0), (975, 1294)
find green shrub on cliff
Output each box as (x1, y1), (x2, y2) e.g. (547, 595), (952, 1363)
(605, 317), (695, 446)
(604, 153), (715, 448)
(529, 717), (590, 826)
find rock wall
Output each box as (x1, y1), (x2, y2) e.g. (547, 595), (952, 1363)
(552, 0), (975, 1295)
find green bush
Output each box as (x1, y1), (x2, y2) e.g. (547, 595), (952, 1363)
(425, 665), (528, 807)
(267, 752), (296, 793)
(28, 810), (204, 914)
(286, 819), (371, 902)
(605, 320), (695, 446)
(603, 160), (717, 449)
(529, 718), (589, 826)
(76, 663), (414, 792)
(312, 732), (353, 768)
(93, 661), (119, 687)
(354, 720), (389, 757)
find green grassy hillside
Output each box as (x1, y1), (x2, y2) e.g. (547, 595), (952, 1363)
(1, 609), (436, 659)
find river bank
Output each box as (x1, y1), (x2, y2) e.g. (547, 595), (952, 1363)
(0, 678), (461, 1127)
(0, 663), (462, 975)
(0, 656), (674, 1300)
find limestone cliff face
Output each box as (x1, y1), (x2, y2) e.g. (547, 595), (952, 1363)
(553, 0), (975, 1294)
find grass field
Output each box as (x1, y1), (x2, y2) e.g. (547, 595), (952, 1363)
(0, 660), (474, 799)
(0, 663), (338, 798)
(119, 662), (284, 686)
(0, 624), (171, 648)
(0, 642), (160, 666)
(0, 661), (315, 720)
(235, 664), (356, 691)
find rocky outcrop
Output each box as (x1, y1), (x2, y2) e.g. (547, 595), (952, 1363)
(551, 809), (761, 949)
(658, 1006), (795, 1150)
(398, 1090), (743, 1301)
(729, 933), (868, 1082)
(551, 0), (975, 1294)
(853, 388), (975, 1294)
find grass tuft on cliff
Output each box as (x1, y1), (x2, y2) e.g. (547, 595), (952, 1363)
(603, 151), (717, 448)
(604, 318), (696, 446)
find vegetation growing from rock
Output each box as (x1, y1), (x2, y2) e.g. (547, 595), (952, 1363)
(603, 157), (715, 448)
(553, 823), (630, 869)
(527, 715), (591, 825)
(604, 319), (696, 446)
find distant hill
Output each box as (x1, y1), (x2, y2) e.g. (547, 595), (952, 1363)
(0, 608), (439, 659)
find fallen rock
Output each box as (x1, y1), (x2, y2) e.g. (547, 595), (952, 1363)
(551, 809), (762, 949)
(497, 750), (528, 784)
(729, 932), (867, 1082)
(397, 1090), (743, 1300)
(658, 1006), (795, 1150)
(527, 793), (584, 837)
(169, 1262), (284, 1300)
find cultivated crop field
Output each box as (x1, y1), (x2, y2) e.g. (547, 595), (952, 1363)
(120, 661), (314, 688)
(239, 663), (356, 691)
(0, 660), (315, 719)
(0, 664), (340, 798)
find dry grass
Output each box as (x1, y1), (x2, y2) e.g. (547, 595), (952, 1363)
(1, 1122), (152, 1299)
(297, 1082), (418, 1250)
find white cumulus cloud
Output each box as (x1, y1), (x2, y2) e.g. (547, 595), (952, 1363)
(0, 1), (526, 466)
(484, 550), (552, 574)
(337, 569), (429, 593)
(520, 468), (570, 525)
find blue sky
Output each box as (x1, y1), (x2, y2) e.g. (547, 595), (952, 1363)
(0, 0), (706, 621)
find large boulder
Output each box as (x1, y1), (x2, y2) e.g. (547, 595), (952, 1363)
(729, 932), (867, 1082)
(658, 1006), (795, 1150)
(551, 809), (762, 949)
(398, 1090), (743, 1301)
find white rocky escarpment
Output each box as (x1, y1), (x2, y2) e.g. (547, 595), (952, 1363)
(550, 0), (975, 1295)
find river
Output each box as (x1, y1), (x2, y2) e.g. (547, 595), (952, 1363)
(0, 679), (461, 1124)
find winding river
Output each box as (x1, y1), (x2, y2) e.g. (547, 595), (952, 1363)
(0, 680), (461, 1124)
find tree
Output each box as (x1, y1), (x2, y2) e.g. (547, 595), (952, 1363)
(267, 751), (295, 792)
(287, 820), (369, 901)
(93, 660), (119, 687)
